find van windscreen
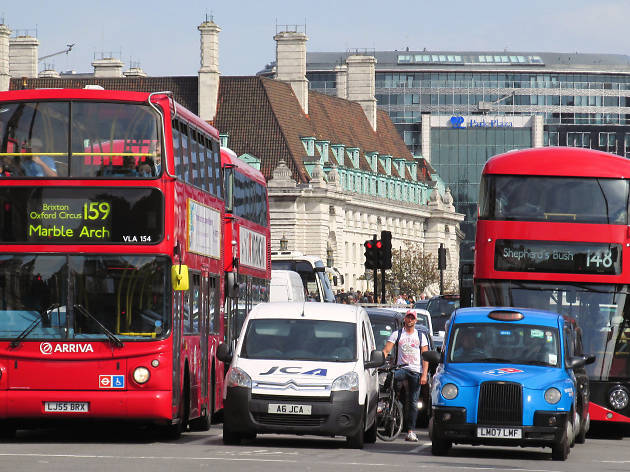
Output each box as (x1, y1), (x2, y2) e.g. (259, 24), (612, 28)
(241, 318), (356, 361)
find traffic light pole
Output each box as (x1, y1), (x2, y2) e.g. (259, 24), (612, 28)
(380, 268), (386, 303)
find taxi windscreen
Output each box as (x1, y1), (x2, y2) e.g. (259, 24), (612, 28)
(241, 318), (357, 362)
(447, 323), (560, 366)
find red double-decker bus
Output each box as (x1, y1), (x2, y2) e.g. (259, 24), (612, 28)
(221, 147), (270, 342)
(474, 146), (630, 428)
(0, 88), (227, 437)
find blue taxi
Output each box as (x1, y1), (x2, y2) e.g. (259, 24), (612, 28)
(423, 307), (593, 461)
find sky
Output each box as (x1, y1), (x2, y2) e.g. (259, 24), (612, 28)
(3, 0), (630, 77)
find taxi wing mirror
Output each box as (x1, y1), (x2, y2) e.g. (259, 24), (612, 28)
(567, 355), (594, 369)
(216, 343), (233, 364)
(171, 265), (189, 291)
(422, 350), (442, 364)
(585, 354), (596, 365)
(365, 350), (385, 369)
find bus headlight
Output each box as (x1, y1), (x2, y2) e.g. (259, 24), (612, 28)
(609, 386), (630, 410)
(133, 366), (151, 384)
(226, 367), (252, 388)
(544, 387), (561, 404)
(332, 372), (359, 392)
(441, 383), (458, 400)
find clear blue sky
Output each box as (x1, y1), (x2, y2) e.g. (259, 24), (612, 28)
(3, 0), (630, 77)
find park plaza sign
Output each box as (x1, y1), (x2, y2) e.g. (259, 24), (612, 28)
(449, 115), (514, 128)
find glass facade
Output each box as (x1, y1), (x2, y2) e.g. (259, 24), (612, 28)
(430, 127), (532, 264)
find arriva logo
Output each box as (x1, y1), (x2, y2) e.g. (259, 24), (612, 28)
(40, 342), (94, 355)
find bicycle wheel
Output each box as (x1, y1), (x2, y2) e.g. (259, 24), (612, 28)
(376, 398), (404, 441)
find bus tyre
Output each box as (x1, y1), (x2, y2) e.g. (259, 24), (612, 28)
(222, 425), (242, 445)
(0, 424), (15, 439)
(346, 412), (365, 449)
(188, 407), (211, 431)
(575, 412), (589, 444)
(551, 421), (570, 461)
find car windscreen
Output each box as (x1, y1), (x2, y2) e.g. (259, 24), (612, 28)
(370, 319), (398, 351)
(447, 323), (560, 367)
(240, 318), (357, 361)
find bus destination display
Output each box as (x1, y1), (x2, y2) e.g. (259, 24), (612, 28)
(0, 187), (163, 244)
(495, 240), (622, 275)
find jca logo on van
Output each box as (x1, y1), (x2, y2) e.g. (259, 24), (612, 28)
(259, 366), (328, 376)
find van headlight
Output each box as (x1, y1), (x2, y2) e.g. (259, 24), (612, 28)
(226, 367), (252, 388)
(332, 372), (359, 392)
(545, 387), (562, 404)
(441, 383), (458, 400)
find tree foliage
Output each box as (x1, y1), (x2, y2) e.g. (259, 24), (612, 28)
(389, 243), (440, 297)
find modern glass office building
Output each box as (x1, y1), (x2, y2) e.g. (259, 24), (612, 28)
(259, 50), (630, 266)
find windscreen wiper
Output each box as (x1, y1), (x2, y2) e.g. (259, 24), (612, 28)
(9, 303), (63, 349)
(73, 304), (123, 348)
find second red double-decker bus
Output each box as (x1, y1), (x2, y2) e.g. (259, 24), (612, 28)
(221, 147), (270, 342)
(0, 88), (228, 437)
(474, 146), (630, 429)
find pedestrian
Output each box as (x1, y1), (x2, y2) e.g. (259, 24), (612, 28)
(382, 309), (429, 442)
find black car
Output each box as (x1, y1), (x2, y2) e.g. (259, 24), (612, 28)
(366, 307), (432, 428)
(426, 294), (460, 335)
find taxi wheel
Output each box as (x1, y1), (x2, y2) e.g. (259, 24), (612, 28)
(429, 418), (451, 456)
(551, 422), (570, 461)
(575, 412), (589, 444)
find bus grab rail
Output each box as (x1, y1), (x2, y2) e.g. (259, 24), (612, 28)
(148, 91), (177, 181)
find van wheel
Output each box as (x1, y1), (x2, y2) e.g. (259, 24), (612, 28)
(347, 412), (365, 449)
(365, 408), (377, 444)
(222, 425), (242, 445)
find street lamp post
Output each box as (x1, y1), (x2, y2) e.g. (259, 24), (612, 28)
(279, 234), (288, 251)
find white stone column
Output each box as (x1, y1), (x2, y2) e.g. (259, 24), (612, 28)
(346, 55), (377, 131)
(198, 20), (221, 122)
(9, 35), (38, 78)
(0, 24), (11, 91)
(334, 64), (347, 99)
(92, 57), (124, 77)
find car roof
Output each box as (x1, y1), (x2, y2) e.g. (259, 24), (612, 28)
(366, 308), (403, 322)
(452, 307), (563, 328)
(248, 302), (364, 323)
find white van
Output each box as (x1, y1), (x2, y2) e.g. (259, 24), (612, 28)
(216, 302), (385, 448)
(269, 270), (305, 303)
(271, 251), (336, 303)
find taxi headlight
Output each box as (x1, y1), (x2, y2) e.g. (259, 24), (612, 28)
(609, 386), (630, 411)
(226, 367), (252, 388)
(544, 387), (561, 404)
(332, 372), (359, 392)
(441, 383), (458, 400)
(133, 366), (150, 384)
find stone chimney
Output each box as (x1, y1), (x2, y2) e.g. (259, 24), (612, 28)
(92, 57), (124, 77)
(0, 24), (10, 91)
(124, 66), (148, 78)
(346, 55), (377, 131)
(9, 35), (38, 78)
(274, 30), (308, 115)
(334, 64), (347, 99)
(198, 19), (221, 122)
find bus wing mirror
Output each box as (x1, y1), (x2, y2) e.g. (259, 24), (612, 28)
(216, 343), (233, 364)
(226, 272), (239, 298)
(171, 265), (189, 291)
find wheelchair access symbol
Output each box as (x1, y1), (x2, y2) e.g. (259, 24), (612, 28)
(99, 375), (125, 388)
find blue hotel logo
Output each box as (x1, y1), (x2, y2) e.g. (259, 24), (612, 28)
(450, 116), (466, 128)
(450, 116), (514, 129)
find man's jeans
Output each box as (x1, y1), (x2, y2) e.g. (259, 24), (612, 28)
(394, 368), (421, 431)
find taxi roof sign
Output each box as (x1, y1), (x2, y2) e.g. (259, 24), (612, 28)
(488, 310), (524, 321)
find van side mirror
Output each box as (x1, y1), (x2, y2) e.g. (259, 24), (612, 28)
(365, 350), (385, 369)
(216, 343), (233, 364)
(422, 350), (442, 364)
(171, 265), (189, 291)
(226, 272), (239, 299)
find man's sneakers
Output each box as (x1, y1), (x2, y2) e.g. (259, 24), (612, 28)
(405, 431), (418, 442)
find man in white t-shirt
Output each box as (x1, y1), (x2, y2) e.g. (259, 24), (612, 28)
(382, 309), (429, 442)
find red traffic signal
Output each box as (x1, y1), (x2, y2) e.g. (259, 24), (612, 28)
(364, 238), (378, 269)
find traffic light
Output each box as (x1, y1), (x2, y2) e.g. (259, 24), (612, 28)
(364, 238), (377, 269)
(380, 230), (392, 269)
(438, 244), (447, 270)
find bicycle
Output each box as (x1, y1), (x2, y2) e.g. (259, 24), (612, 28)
(375, 362), (406, 441)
